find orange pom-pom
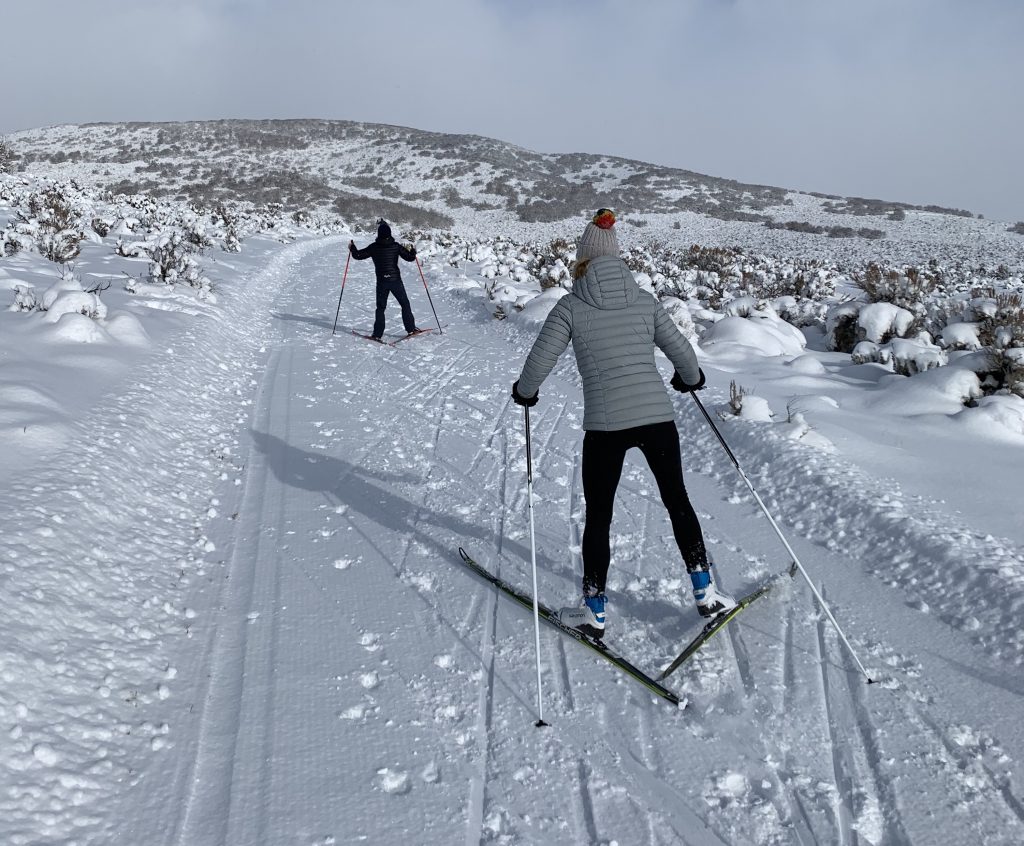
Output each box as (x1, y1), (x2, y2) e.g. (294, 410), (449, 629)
(592, 209), (616, 229)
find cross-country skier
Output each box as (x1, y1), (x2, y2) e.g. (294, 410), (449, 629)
(511, 209), (736, 639)
(349, 219), (422, 341)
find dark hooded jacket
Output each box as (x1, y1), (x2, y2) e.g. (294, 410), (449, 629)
(350, 221), (416, 283)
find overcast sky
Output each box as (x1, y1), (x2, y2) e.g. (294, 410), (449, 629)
(3, 0), (1023, 221)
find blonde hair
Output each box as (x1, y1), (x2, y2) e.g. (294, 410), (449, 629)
(571, 258), (591, 280)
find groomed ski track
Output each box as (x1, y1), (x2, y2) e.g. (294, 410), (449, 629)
(18, 237), (1020, 844)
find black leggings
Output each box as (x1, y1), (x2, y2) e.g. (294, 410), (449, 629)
(373, 280), (416, 337)
(581, 421), (707, 592)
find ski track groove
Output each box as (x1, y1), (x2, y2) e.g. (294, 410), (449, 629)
(815, 590), (859, 846)
(814, 582), (911, 846)
(837, 647), (912, 846)
(464, 419), (511, 845)
(173, 339), (288, 846)
(780, 600), (828, 846)
(463, 580), (498, 846)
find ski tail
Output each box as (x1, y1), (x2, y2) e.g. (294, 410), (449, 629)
(456, 548), (681, 706)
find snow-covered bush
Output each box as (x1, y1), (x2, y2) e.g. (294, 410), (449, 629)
(22, 185), (85, 263)
(939, 322), (982, 351)
(212, 202), (242, 253)
(825, 301), (861, 352)
(855, 262), (939, 312)
(144, 231), (213, 296)
(857, 302), (916, 343)
(724, 380), (773, 421)
(976, 291), (1024, 396)
(889, 336), (947, 376)
(0, 138), (15, 173)
(9, 284), (38, 312)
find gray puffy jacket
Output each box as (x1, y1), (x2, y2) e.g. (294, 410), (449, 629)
(516, 255), (701, 431)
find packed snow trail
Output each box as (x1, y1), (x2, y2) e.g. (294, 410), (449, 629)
(4, 237), (1023, 844)
(167, 240), (1023, 846)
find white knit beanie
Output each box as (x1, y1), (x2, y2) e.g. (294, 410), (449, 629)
(575, 208), (619, 260)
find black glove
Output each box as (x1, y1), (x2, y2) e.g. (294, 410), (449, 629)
(671, 368), (706, 393)
(511, 380), (539, 407)
(348, 240), (356, 254)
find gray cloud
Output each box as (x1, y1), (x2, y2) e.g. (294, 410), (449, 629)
(2, 0), (1022, 221)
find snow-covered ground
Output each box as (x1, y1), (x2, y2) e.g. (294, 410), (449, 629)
(3, 217), (1023, 844)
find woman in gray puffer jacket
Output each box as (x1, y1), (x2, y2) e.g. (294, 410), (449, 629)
(511, 209), (735, 638)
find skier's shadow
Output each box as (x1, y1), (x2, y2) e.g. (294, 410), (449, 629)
(271, 311), (335, 331)
(248, 428), (531, 563)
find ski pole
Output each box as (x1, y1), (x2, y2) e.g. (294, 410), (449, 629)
(331, 250), (351, 335)
(414, 257), (443, 334)
(690, 392), (876, 684)
(524, 405), (549, 726)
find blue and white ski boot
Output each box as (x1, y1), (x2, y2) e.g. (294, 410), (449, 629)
(691, 566), (737, 619)
(559, 585), (607, 640)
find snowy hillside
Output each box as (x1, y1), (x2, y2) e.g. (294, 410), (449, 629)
(2, 123), (1024, 844)
(6, 119), (1024, 266)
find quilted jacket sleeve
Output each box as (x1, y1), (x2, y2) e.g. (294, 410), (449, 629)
(653, 303), (701, 385)
(350, 242), (374, 260)
(516, 297), (573, 399)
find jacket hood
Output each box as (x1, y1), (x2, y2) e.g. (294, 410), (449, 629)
(571, 255), (640, 310)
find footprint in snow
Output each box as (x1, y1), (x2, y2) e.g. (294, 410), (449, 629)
(375, 767), (411, 795)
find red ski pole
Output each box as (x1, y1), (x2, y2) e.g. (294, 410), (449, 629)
(331, 250), (352, 335)
(415, 257), (443, 334)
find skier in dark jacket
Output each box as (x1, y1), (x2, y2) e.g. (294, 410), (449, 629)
(511, 209), (735, 638)
(349, 219), (421, 340)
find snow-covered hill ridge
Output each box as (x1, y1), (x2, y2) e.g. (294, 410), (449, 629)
(5, 118), (1024, 264)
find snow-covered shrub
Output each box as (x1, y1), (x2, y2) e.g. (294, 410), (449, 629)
(1007, 222), (1024, 236)
(43, 289), (107, 322)
(527, 238), (574, 290)
(144, 231), (213, 296)
(825, 301), (861, 352)
(725, 381), (773, 421)
(851, 341), (891, 366)
(23, 185), (85, 263)
(115, 238), (143, 257)
(91, 216), (111, 237)
(727, 380), (748, 416)
(2, 223), (32, 257)
(939, 322), (982, 351)
(212, 202), (241, 252)
(855, 262), (939, 312)
(889, 336), (948, 376)
(0, 138), (15, 173)
(9, 284), (38, 312)
(660, 297), (700, 344)
(857, 302), (916, 343)
(975, 291), (1024, 396)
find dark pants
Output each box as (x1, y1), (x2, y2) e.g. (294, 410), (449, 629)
(373, 280), (416, 337)
(581, 421), (707, 592)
